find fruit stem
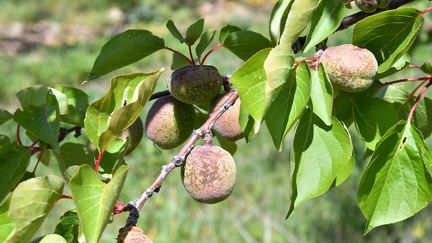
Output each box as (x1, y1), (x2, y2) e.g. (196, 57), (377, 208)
(16, 125), (22, 146)
(382, 76), (431, 86)
(407, 80), (432, 124)
(188, 45), (196, 65)
(201, 43), (223, 65)
(164, 47), (194, 65)
(94, 149), (105, 172)
(397, 79), (428, 112)
(32, 150), (44, 174)
(421, 5), (432, 15)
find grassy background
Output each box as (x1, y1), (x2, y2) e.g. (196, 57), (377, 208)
(1, 0), (432, 242)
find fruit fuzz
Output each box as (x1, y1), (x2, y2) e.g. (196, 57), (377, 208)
(145, 96), (195, 149)
(182, 144), (236, 203)
(211, 93), (243, 141)
(170, 65), (223, 105)
(319, 44), (378, 93)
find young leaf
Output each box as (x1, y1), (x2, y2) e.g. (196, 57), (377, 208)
(85, 70), (162, 151)
(219, 25), (241, 43)
(51, 86), (89, 127)
(39, 234), (67, 243)
(195, 30), (216, 60)
(287, 112), (353, 218)
(69, 164), (128, 243)
(171, 52), (190, 70)
(269, 0), (294, 44)
(166, 20), (185, 43)
(89, 30), (165, 80)
(353, 8), (424, 74)
(222, 30), (273, 61)
(303, 0), (346, 52)
(0, 196), (15, 242)
(0, 108), (12, 126)
(352, 97), (399, 150)
(54, 210), (79, 243)
(310, 64), (333, 126)
(357, 121), (432, 234)
(231, 48), (271, 121)
(6, 175), (64, 243)
(265, 61), (311, 150)
(185, 19), (204, 46)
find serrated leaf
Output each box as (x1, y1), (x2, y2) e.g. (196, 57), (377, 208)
(231, 48), (271, 121)
(269, 0), (294, 44)
(39, 234), (67, 243)
(0, 143), (31, 202)
(352, 97), (399, 150)
(185, 19), (204, 46)
(51, 86), (89, 127)
(222, 30), (273, 61)
(0, 108), (12, 126)
(89, 30), (165, 80)
(353, 8), (424, 74)
(310, 64), (333, 126)
(166, 20), (185, 43)
(54, 211), (79, 243)
(6, 175), (64, 243)
(219, 25), (241, 43)
(357, 121), (432, 234)
(69, 164), (127, 243)
(84, 70), (162, 151)
(303, 0), (345, 52)
(287, 112), (353, 218)
(265, 61), (311, 150)
(0, 197), (15, 242)
(195, 30), (216, 60)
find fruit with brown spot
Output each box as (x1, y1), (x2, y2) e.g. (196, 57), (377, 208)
(117, 226), (153, 243)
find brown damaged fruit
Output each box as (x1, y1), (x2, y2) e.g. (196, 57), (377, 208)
(117, 226), (153, 243)
(211, 93), (243, 141)
(182, 145), (236, 203)
(145, 96), (195, 149)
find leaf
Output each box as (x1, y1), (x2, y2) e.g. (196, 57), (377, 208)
(51, 86), (89, 127)
(357, 121), (432, 234)
(0, 143), (31, 202)
(239, 107), (259, 143)
(269, 0), (294, 44)
(16, 86), (50, 109)
(14, 92), (60, 150)
(265, 61), (311, 150)
(39, 234), (67, 243)
(195, 30), (216, 59)
(0, 197), (15, 242)
(216, 136), (237, 155)
(353, 8), (424, 74)
(352, 97), (399, 150)
(99, 138), (128, 173)
(84, 70), (162, 151)
(310, 64), (333, 126)
(54, 211), (79, 243)
(69, 164), (128, 243)
(171, 52), (190, 70)
(287, 112), (353, 218)
(0, 108), (12, 126)
(166, 20), (185, 43)
(185, 19), (204, 46)
(231, 48), (271, 121)
(6, 175), (64, 243)
(60, 143), (95, 168)
(89, 30), (165, 79)
(222, 30), (273, 61)
(303, 0), (346, 52)
(219, 25), (241, 43)
(376, 54), (410, 80)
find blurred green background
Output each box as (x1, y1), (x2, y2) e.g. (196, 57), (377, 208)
(1, 0), (432, 242)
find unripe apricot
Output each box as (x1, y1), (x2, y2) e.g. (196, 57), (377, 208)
(121, 117), (144, 156)
(145, 96), (195, 149)
(355, 0), (378, 13)
(377, 0), (389, 8)
(320, 44), (378, 93)
(182, 145), (236, 203)
(170, 65), (223, 105)
(211, 93), (243, 141)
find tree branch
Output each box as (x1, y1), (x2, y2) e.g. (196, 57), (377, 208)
(149, 90), (171, 101)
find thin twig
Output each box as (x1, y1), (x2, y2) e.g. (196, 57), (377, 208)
(383, 76), (431, 86)
(201, 43), (223, 64)
(407, 81), (432, 124)
(164, 47), (194, 64)
(32, 150), (44, 174)
(188, 45), (196, 65)
(397, 79), (428, 112)
(16, 125), (22, 146)
(94, 149), (106, 172)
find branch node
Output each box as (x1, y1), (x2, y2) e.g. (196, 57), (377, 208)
(172, 156), (185, 167)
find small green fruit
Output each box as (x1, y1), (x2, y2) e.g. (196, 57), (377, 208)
(377, 0), (389, 8)
(211, 93), (243, 141)
(320, 44), (378, 93)
(355, 0), (378, 13)
(182, 145), (236, 203)
(121, 117), (144, 155)
(145, 96), (195, 149)
(170, 65), (223, 105)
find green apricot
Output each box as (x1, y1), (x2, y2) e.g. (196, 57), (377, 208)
(355, 0), (378, 13)
(121, 117), (144, 156)
(377, 0), (389, 8)
(211, 93), (243, 141)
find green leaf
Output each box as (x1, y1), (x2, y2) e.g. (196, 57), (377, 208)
(219, 25), (241, 43)
(239, 107), (259, 143)
(89, 30), (165, 80)
(357, 121), (432, 234)
(69, 164), (128, 243)
(185, 19), (204, 46)
(231, 48), (271, 121)
(352, 97), (399, 150)
(51, 86), (89, 127)
(0, 143), (31, 202)
(166, 20), (185, 43)
(269, 0), (294, 44)
(84, 70), (162, 150)
(0, 108), (12, 126)
(0, 197), (15, 242)
(376, 54), (411, 80)
(303, 0), (346, 52)
(265, 61), (311, 150)
(54, 211), (79, 243)
(353, 8), (424, 74)
(171, 52), (190, 70)
(216, 136), (237, 155)
(287, 112), (353, 218)
(14, 92), (60, 150)
(222, 30), (273, 61)
(39, 234), (67, 243)
(310, 64), (333, 126)
(60, 143), (95, 168)
(195, 30), (216, 59)
(16, 86), (50, 109)
(6, 175), (64, 243)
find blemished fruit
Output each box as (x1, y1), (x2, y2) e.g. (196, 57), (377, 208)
(120, 117), (144, 155)
(377, 0), (390, 8)
(170, 65), (223, 105)
(320, 44), (378, 93)
(355, 0), (378, 13)
(182, 145), (236, 203)
(117, 226), (153, 243)
(145, 96), (195, 149)
(211, 93), (243, 141)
